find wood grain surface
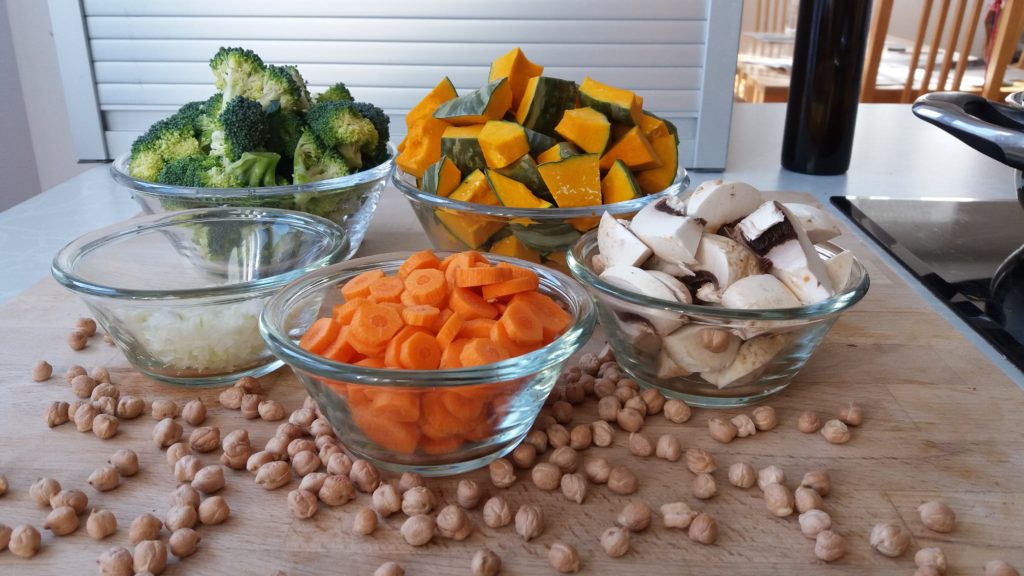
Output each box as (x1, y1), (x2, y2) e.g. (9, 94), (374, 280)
(0, 193), (1022, 575)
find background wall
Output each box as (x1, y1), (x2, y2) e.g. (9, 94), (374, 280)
(5, 0), (90, 195)
(0, 0), (40, 211)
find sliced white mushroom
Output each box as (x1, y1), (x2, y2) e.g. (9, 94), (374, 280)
(643, 254), (695, 278)
(591, 254), (607, 275)
(599, 265), (684, 335)
(662, 325), (741, 373)
(618, 315), (661, 356)
(720, 275), (801, 309)
(656, 348), (691, 378)
(824, 250), (855, 292)
(686, 180), (764, 233)
(630, 197), (705, 265)
(692, 234), (762, 302)
(700, 333), (788, 389)
(735, 201), (834, 305)
(783, 203), (842, 244)
(598, 212), (652, 268)
(646, 270), (693, 305)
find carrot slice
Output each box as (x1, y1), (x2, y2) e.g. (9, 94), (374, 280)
(400, 290), (419, 307)
(440, 337), (471, 369)
(510, 291), (571, 340)
(367, 275), (404, 303)
(322, 328), (356, 363)
(399, 249), (441, 279)
(457, 318), (497, 339)
(435, 312), (464, 350)
(441, 390), (488, 421)
(366, 388), (421, 423)
(399, 331), (443, 370)
(498, 262), (538, 279)
(354, 357), (386, 368)
(420, 391), (475, 438)
(455, 265), (511, 288)
(490, 321), (533, 357)
(353, 409), (420, 454)
(347, 384), (372, 408)
(403, 268), (447, 307)
(348, 327), (388, 357)
(449, 287), (499, 320)
(332, 298), (366, 325)
(444, 251), (490, 286)
(385, 325), (430, 368)
(481, 274), (541, 301)
(341, 269), (386, 300)
(350, 302), (404, 345)
(462, 417), (496, 442)
(401, 304), (441, 328)
(419, 434), (464, 455)
(299, 318), (341, 354)
(499, 299), (543, 345)
(460, 338), (510, 367)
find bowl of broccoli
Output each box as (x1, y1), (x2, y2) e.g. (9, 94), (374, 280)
(110, 47), (394, 260)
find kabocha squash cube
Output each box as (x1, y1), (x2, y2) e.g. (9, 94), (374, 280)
(600, 126), (662, 171)
(536, 154), (602, 208)
(435, 210), (505, 249)
(490, 234), (542, 264)
(494, 154), (550, 200)
(634, 131), (679, 194)
(523, 127), (557, 157)
(578, 77), (643, 126)
(449, 170), (499, 205)
(441, 124), (487, 175)
(485, 170), (553, 209)
(433, 78), (512, 126)
(397, 117), (448, 178)
(488, 47), (544, 109)
(601, 159), (642, 204)
(422, 156), (462, 197)
(479, 121), (530, 169)
(406, 77), (458, 129)
(639, 112), (671, 140)
(537, 142), (581, 165)
(554, 108), (611, 155)
(515, 76), (579, 136)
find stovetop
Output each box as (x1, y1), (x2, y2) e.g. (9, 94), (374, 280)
(831, 196), (1024, 370)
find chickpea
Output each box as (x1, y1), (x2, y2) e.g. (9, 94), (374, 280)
(189, 426), (221, 453)
(401, 486), (435, 516)
(731, 414), (757, 437)
(198, 496), (230, 525)
(837, 401), (864, 426)
(815, 530), (846, 562)
(548, 542), (581, 573)
(9, 525), (41, 558)
(152, 418), (183, 448)
(655, 434), (682, 462)
(624, 396), (648, 417)
(129, 514), (163, 544)
(685, 447), (717, 474)
(616, 501), (652, 532)
(87, 509), (117, 540)
(560, 473), (588, 504)
(547, 423), (570, 448)
(728, 462), (757, 489)
(799, 509), (832, 539)
(133, 540), (168, 575)
(240, 393), (262, 419)
(795, 486), (824, 513)
(663, 399), (692, 423)
(256, 461), (292, 490)
(583, 456), (612, 484)
(869, 523), (912, 557)
(591, 420), (615, 447)
(290, 450), (321, 477)
(219, 386), (244, 410)
(640, 388), (666, 414)
(821, 419), (851, 444)
(398, 471), (425, 494)
(551, 400), (573, 424)
(515, 504), (545, 541)
(76, 317), (98, 336)
(191, 465), (225, 494)
(708, 417), (738, 443)
(400, 514), (435, 546)
(181, 398), (206, 426)
(764, 483), (794, 517)
(985, 561), (1021, 576)
(600, 526), (630, 557)
(569, 424), (592, 450)
(549, 446), (579, 473)
(456, 479), (484, 509)
(350, 459), (381, 493)
(471, 549), (501, 576)
(436, 504), (472, 540)
(751, 406), (778, 430)
(116, 395), (145, 419)
(325, 452), (353, 476)
(918, 500), (956, 533)
(31, 360), (53, 382)
(800, 469), (832, 497)
(482, 496), (513, 528)
(298, 472), (328, 494)
(616, 407), (644, 432)
(376, 562), (406, 576)
(165, 442), (190, 469)
(628, 432), (654, 457)
(688, 512), (718, 545)
(915, 547), (947, 574)
(109, 449), (139, 477)
(45, 505), (80, 536)
(597, 396), (620, 422)
(352, 506), (378, 535)
(608, 466), (639, 495)
(511, 443), (537, 469)
(46, 401), (70, 428)
(151, 399), (180, 420)
(692, 473), (717, 500)
(488, 458), (516, 489)
(757, 465), (786, 491)
(69, 329), (89, 350)
(169, 528), (202, 558)
(660, 502), (698, 529)
(75, 403), (99, 432)
(524, 429), (548, 454)
(797, 410), (822, 433)
(165, 505), (197, 531)
(97, 546), (133, 575)
(29, 477), (61, 506)
(88, 465), (120, 492)
(50, 489), (88, 514)
(169, 485), (201, 509)
(373, 483), (402, 516)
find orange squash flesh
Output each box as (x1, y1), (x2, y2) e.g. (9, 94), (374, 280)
(634, 131), (679, 194)
(578, 76), (644, 126)
(396, 117), (448, 178)
(536, 153), (602, 208)
(599, 126), (662, 171)
(488, 47), (544, 109)
(554, 107), (611, 155)
(406, 76), (458, 129)
(478, 121), (530, 169)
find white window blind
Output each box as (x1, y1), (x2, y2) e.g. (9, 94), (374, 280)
(53, 0), (742, 169)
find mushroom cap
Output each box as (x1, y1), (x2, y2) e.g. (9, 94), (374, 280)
(598, 212), (652, 268)
(630, 198), (704, 265)
(686, 180), (764, 233)
(662, 325), (741, 373)
(783, 203), (841, 244)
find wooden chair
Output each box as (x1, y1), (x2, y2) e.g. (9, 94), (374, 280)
(861, 0), (1024, 102)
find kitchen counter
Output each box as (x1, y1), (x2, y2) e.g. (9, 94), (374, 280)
(3, 103), (1018, 386)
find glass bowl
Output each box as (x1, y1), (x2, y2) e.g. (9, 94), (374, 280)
(260, 251), (597, 476)
(391, 166), (689, 272)
(110, 148), (394, 259)
(52, 208), (350, 387)
(568, 230), (870, 408)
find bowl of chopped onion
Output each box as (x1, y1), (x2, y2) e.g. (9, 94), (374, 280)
(52, 207), (351, 387)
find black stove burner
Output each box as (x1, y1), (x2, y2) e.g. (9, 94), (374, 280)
(831, 196), (1024, 372)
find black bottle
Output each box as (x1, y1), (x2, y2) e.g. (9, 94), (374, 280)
(781, 0), (873, 175)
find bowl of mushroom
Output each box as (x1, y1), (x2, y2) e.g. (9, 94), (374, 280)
(567, 180), (869, 407)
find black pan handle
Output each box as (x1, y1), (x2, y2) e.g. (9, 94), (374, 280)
(912, 91), (1024, 171)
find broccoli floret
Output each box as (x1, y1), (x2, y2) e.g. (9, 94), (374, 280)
(316, 82), (353, 104)
(209, 47), (265, 105)
(195, 93), (224, 150)
(292, 130), (350, 184)
(259, 65), (308, 113)
(306, 101), (378, 170)
(223, 151), (281, 187)
(156, 155), (245, 188)
(348, 101), (391, 167)
(129, 114), (203, 182)
(210, 96), (269, 162)
(283, 65), (311, 112)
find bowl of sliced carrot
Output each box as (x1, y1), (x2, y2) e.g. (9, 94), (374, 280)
(260, 249), (596, 475)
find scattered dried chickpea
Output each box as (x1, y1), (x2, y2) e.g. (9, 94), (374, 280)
(640, 388), (665, 414)
(584, 457), (612, 484)
(795, 486), (824, 513)
(240, 393), (262, 419)
(471, 549), (501, 576)
(708, 417), (738, 443)
(918, 500), (956, 533)
(373, 483), (403, 516)
(798, 411), (822, 433)
(165, 442), (190, 469)
(109, 449), (139, 477)
(593, 377), (616, 398)
(46, 400), (70, 427)
(9, 525), (41, 558)
(169, 528), (201, 558)
(91, 383), (119, 401)
(560, 473), (588, 504)
(169, 484), (200, 509)
(401, 486), (435, 516)
(152, 418), (183, 448)
(757, 465), (786, 491)
(800, 469), (832, 496)
(352, 506), (378, 535)
(93, 397), (117, 417)
(187, 426), (219, 453)
(150, 399), (179, 420)
(289, 407), (316, 428)
(663, 399), (692, 423)
(191, 465), (225, 494)
(71, 375), (98, 399)
(88, 413), (118, 440)
(181, 399), (206, 426)
(97, 546), (133, 575)
(685, 448), (717, 474)
(456, 479), (484, 509)
(799, 509), (832, 539)
(89, 465), (120, 492)
(597, 396), (621, 422)
(985, 560), (1021, 576)
(569, 424), (592, 450)
(375, 562), (406, 576)
(436, 504), (473, 540)
(76, 317), (98, 336)
(29, 477), (61, 506)
(236, 376), (262, 394)
(608, 466), (639, 495)
(551, 400), (573, 424)
(751, 406), (778, 431)
(256, 461), (292, 491)
(219, 386), (244, 410)
(616, 408), (644, 432)
(764, 483), (795, 517)
(624, 396), (648, 417)
(515, 504), (545, 541)
(116, 396), (145, 419)
(69, 329), (89, 350)
(326, 452), (354, 476)
(547, 423), (570, 448)
(65, 364), (87, 383)
(511, 443), (537, 469)
(660, 502), (698, 529)
(87, 509), (117, 539)
(654, 434), (682, 462)
(628, 432), (653, 457)
(319, 475), (355, 507)
(815, 530), (846, 562)
(256, 399), (286, 422)
(688, 512), (718, 544)
(291, 450), (321, 477)
(51, 489), (88, 514)
(869, 523), (912, 557)
(32, 360), (53, 382)
(915, 547), (947, 574)
(482, 496), (512, 528)
(524, 429), (549, 454)
(298, 472), (327, 493)
(731, 414), (757, 437)
(837, 401), (864, 426)
(693, 473), (717, 500)
(45, 505), (80, 536)
(600, 526), (630, 557)
(617, 501), (652, 532)
(165, 505), (197, 532)
(488, 458), (516, 489)
(591, 420), (614, 447)
(728, 462), (757, 488)
(350, 459), (381, 492)
(549, 542), (581, 573)
(133, 539), (168, 575)
(198, 495), (230, 525)
(401, 514), (435, 546)
(549, 446), (579, 473)
(821, 419), (851, 444)
(129, 514), (163, 544)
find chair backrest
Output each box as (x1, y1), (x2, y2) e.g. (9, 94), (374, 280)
(753, 0), (790, 34)
(861, 0), (1024, 102)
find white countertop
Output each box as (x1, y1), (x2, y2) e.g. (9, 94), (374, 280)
(3, 103), (1019, 383)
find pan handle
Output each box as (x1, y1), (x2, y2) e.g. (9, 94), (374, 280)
(912, 91), (1024, 171)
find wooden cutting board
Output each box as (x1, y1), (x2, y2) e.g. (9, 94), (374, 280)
(0, 193), (1021, 575)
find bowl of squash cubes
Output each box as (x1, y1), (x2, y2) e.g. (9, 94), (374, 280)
(391, 48), (689, 271)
